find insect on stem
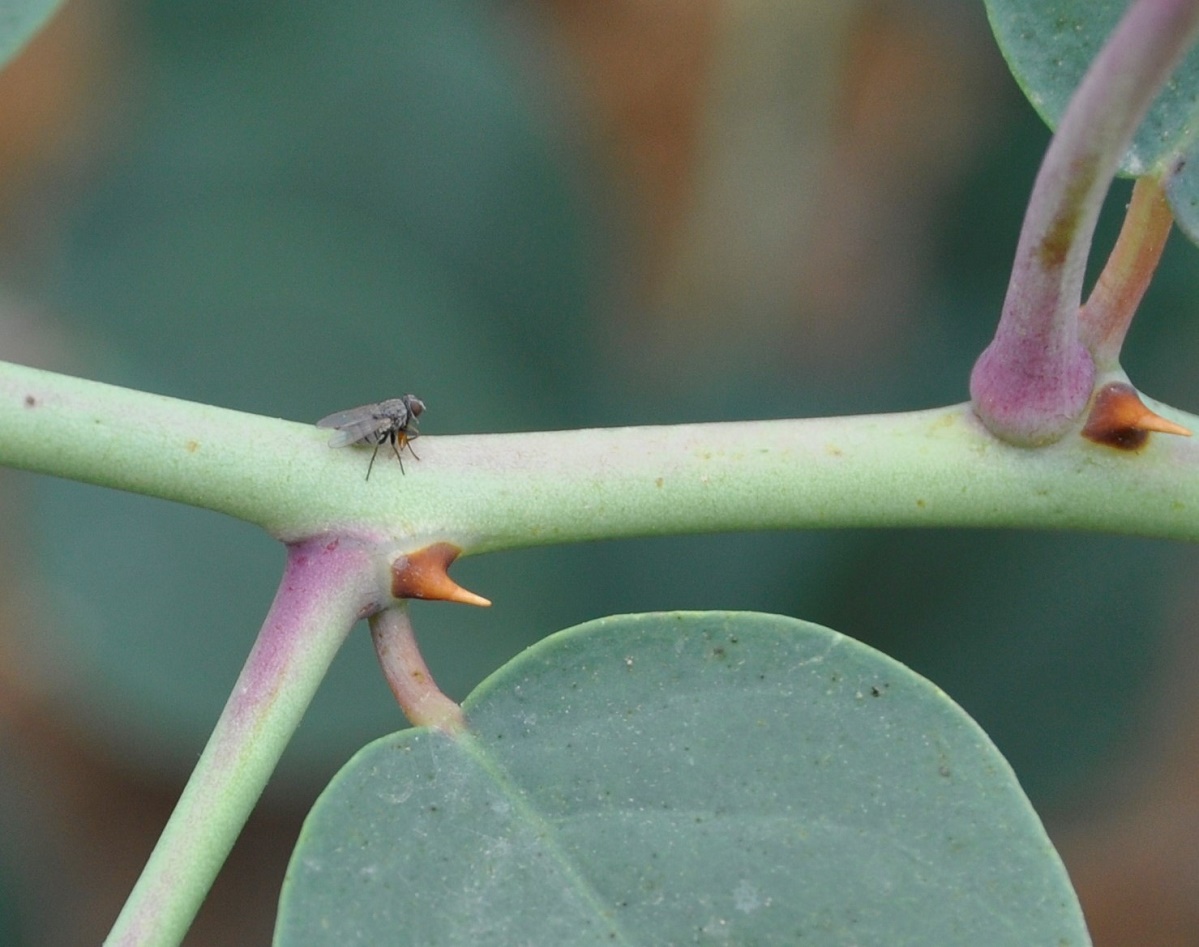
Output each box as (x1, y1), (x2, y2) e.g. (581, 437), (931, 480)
(316, 395), (426, 480)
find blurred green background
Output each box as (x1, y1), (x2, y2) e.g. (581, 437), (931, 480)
(1, 0), (1198, 943)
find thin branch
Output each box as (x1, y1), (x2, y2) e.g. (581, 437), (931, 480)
(104, 536), (378, 946)
(1080, 175), (1174, 369)
(369, 606), (465, 733)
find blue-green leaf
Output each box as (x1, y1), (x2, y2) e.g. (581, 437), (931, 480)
(276, 612), (1090, 946)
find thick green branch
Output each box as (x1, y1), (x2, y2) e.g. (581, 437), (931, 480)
(3, 359), (1199, 550)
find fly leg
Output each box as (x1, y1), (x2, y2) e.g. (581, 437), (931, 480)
(365, 437), (384, 480)
(388, 430), (406, 475)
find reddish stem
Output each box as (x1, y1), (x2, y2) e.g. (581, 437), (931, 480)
(369, 606), (465, 733)
(1080, 175), (1173, 369)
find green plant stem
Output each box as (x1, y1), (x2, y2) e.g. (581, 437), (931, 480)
(104, 537), (377, 947)
(971, 0), (1199, 445)
(4, 359), (1199, 550)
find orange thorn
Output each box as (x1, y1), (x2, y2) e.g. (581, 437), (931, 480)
(1081, 382), (1192, 451)
(391, 542), (491, 607)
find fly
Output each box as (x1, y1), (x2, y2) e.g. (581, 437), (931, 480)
(317, 395), (426, 479)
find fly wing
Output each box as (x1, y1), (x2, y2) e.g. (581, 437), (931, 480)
(316, 405), (387, 447)
(325, 425), (379, 447)
(316, 405), (373, 429)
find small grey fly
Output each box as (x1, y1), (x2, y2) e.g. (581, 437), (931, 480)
(317, 395), (426, 479)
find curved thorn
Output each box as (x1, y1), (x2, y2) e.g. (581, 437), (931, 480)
(1081, 382), (1192, 451)
(391, 542), (492, 607)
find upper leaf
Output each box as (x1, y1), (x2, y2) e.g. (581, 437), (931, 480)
(987, 0), (1199, 241)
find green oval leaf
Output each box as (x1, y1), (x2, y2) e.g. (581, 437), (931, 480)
(275, 612), (1090, 946)
(985, 0), (1199, 242)
(0, 0), (62, 68)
